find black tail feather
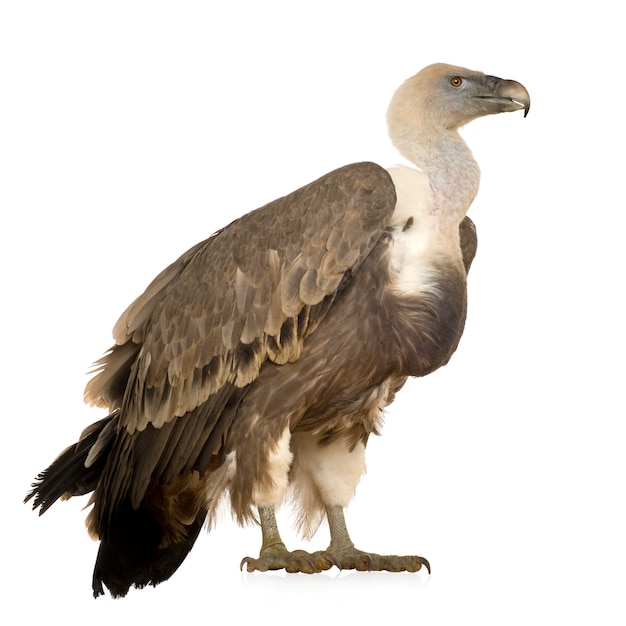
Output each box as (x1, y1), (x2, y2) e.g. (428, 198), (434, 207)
(25, 412), (119, 514)
(92, 499), (206, 598)
(26, 409), (207, 598)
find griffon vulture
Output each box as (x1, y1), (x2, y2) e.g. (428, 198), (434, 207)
(26, 63), (530, 597)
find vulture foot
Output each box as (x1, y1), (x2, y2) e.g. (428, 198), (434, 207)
(321, 505), (431, 573)
(246, 505), (430, 574)
(240, 542), (335, 574)
(319, 546), (431, 573)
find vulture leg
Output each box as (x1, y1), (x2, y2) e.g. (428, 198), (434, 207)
(312, 505), (431, 573)
(240, 505), (336, 573)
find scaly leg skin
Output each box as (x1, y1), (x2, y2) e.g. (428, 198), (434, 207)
(241, 504), (430, 574)
(310, 505), (431, 574)
(240, 505), (336, 574)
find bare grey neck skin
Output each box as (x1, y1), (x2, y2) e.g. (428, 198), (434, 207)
(390, 124), (480, 226)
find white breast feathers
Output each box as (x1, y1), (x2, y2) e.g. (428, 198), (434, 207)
(385, 165), (463, 297)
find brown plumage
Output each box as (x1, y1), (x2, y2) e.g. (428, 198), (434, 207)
(26, 63), (529, 597)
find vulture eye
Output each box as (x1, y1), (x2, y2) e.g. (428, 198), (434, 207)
(450, 76), (463, 88)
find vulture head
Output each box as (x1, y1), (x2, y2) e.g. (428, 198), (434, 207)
(387, 63), (530, 150)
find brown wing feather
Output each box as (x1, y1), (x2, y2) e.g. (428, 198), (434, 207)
(87, 162), (396, 433)
(85, 162), (396, 524)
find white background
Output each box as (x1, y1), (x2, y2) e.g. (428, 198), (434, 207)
(2, 1), (624, 623)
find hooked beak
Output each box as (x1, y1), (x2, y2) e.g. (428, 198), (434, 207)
(477, 77), (531, 117)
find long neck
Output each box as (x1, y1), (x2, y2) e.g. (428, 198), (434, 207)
(390, 124), (481, 225)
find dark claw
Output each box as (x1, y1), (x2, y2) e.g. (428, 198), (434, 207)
(310, 550), (341, 570)
(240, 548), (319, 574)
(240, 556), (267, 572)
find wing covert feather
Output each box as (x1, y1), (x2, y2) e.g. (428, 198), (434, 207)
(86, 162), (396, 434)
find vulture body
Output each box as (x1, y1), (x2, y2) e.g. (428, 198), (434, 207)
(26, 63), (529, 597)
